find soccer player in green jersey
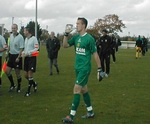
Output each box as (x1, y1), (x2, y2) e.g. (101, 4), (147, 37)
(62, 17), (104, 123)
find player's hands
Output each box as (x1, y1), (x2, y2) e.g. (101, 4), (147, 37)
(97, 67), (104, 81)
(21, 51), (30, 57)
(15, 57), (20, 62)
(64, 24), (73, 36)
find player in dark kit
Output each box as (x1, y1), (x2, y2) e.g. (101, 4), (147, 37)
(22, 27), (39, 97)
(109, 33), (117, 63)
(97, 29), (111, 77)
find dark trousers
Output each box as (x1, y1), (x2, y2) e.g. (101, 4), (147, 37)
(49, 58), (59, 74)
(141, 46), (146, 56)
(100, 53), (110, 74)
(111, 49), (116, 62)
(116, 45), (118, 52)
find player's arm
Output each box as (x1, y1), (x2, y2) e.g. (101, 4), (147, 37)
(16, 36), (24, 61)
(93, 51), (104, 81)
(63, 36), (69, 48)
(63, 24), (74, 48)
(0, 42), (7, 52)
(93, 52), (101, 68)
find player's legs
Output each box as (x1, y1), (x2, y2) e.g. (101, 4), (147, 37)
(24, 71), (28, 80)
(136, 47), (141, 58)
(62, 84), (81, 123)
(53, 58), (59, 74)
(100, 54), (105, 72)
(6, 66), (15, 91)
(136, 47), (139, 58)
(81, 85), (94, 118)
(63, 70), (90, 122)
(6, 54), (21, 91)
(49, 59), (53, 75)
(105, 54), (110, 75)
(24, 57), (37, 96)
(116, 45), (118, 52)
(14, 57), (22, 92)
(111, 49), (116, 62)
(25, 71), (37, 96)
(136, 47), (142, 58)
(70, 84), (82, 119)
(15, 68), (22, 92)
(25, 70), (34, 96)
(142, 46), (145, 56)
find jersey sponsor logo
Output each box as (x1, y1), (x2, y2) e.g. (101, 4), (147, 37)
(76, 47), (86, 55)
(77, 38), (81, 42)
(77, 43), (80, 47)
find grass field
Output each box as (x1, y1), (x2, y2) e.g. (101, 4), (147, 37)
(0, 45), (150, 124)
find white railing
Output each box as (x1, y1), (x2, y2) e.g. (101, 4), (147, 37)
(120, 41), (136, 49)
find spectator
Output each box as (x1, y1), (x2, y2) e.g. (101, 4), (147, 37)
(46, 32), (60, 75)
(109, 33), (116, 63)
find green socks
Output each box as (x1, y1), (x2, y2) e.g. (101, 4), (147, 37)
(70, 94), (80, 119)
(69, 92), (93, 120)
(83, 92), (93, 114)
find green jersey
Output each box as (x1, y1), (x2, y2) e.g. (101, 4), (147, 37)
(68, 33), (97, 71)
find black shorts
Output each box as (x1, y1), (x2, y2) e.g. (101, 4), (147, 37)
(24, 57), (37, 72)
(7, 54), (22, 69)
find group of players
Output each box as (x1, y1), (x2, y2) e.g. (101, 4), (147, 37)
(0, 18), (122, 123)
(1, 17), (148, 123)
(0, 24), (39, 97)
(135, 35), (148, 59)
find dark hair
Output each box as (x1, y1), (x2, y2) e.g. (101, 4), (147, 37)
(78, 17), (88, 28)
(12, 24), (18, 29)
(25, 26), (35, 35)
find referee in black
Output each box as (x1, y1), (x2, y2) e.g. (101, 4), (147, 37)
(22, 26), (39, 97)
(97, 29), (111, 77)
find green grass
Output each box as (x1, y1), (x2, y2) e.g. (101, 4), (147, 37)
(0, 45), (150, 124)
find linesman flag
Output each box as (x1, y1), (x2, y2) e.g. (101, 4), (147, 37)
(31, 51), (39, 56)
(1, 60), (7, 77)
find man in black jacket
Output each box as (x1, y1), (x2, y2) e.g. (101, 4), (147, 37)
(97, 29), (111, 77)
(109, 33), (116, 63)
(46, 32), (60, 75)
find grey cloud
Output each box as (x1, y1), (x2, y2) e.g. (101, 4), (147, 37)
(0, 0), (150, 36)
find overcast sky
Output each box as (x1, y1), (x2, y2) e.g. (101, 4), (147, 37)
(0, 0), (150, 37)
